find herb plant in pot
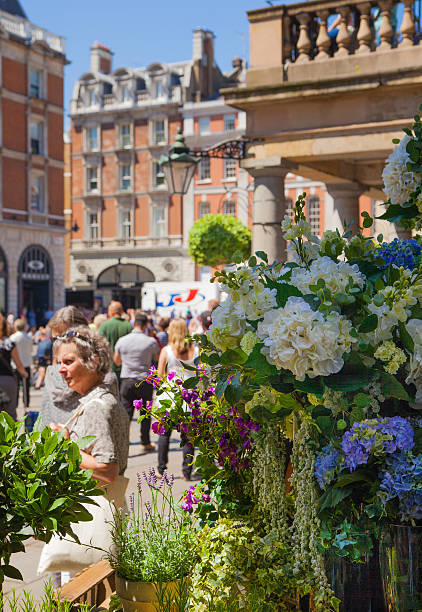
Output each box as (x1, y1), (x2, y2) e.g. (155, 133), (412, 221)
(108, 468), (195, 612)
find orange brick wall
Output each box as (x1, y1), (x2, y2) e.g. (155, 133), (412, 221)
(102, 124), (114, 151)
(48, 167), (64, 215)
(71, 200), (84, 240)
(102, 154), (116, 194)
(2, 57), (26, 95)
(48, 112), (64, 160)
(72, 157), (83, 196)
(72, 125), (83, 154)
(47, 73), (63, 107)
(135, 197), (149, 236)
(102, 199), (116, 238)
(3, 157), (26, 210)
(3, 99), (26, 151)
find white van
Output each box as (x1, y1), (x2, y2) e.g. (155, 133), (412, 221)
(141, 281), (221, 316)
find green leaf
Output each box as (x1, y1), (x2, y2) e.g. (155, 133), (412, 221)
(219, 348), (248, 366)
(182, 376), (200, 389)
(337, 419), (347, 430)
(76, 435), (96, 449)
(225, 372), (243, 404)
(324, 371), (372, 392)
(276, 283), (302, 307)
(319, 487), (352, 511)
(353, 393), (371, 408)
(358, 314), (378, 333)
(49, 497), (67, 511)
(350, 406), (365, 422)
(216, 379), (228, 399)
(379, 371), (410, 401)
(243, 344), (278, 376)
(398, 322), (414, 353)
(334, 470), (373, 488)
(2, 565), (23, 580)
(255, 250), (268, 263)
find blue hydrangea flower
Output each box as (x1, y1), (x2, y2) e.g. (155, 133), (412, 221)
(376, 238), (421, 270)
(341, 417), (414, 472)
(380, 453), (422, 521)
(315, 444), (341, 489)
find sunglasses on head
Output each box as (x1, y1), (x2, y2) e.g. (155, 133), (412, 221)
(53, 330), (91, 344)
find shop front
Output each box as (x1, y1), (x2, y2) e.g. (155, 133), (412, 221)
(18, 245), (53, 327)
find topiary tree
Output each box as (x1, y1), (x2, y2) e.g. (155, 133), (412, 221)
(188, 214), (252, 268)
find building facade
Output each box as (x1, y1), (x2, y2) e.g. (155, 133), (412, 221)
(68, 30), (246, 310)
(0, 0), (67, 325)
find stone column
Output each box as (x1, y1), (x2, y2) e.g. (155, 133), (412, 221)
(242, 156), (297, 263)
(325, 183), (364, 234)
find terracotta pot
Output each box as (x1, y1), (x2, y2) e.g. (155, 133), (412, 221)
(115, 575), (179, 612)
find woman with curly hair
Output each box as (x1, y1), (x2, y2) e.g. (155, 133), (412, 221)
(38, 326), (129, 584)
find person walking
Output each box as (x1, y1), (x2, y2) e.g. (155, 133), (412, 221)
(0, 313), (28, 418)
(34, 329), (52, 389)
(10, 318), (32, 409)
(99, 301), (132, 382)
(113, 312), (160, 454)
(156, 318), (199, 480)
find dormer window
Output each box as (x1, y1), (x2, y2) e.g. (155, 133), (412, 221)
(103, 82), (113, 95)
(88, 89), (96, 107)
(136, 77), (146, 91)
(122, 85), (131, 103)
(154, 81), (165, 98)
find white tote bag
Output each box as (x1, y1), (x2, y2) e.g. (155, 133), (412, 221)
(37, 475), (128, 574)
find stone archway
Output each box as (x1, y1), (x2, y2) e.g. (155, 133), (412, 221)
(18, 244), (53, 326)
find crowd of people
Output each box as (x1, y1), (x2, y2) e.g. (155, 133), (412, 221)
(0, 299), (218, 585)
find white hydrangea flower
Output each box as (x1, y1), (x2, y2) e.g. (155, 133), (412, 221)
(233, 283), (278, 321)
(290, 256), (365, 295)
(207, 296), (246, 352)
(382, 135), (422, 206)
(366, 302), (399, 343)
(406, 318), (422, 344)
(256, 296), (355, 381)
(240, 331), (259, 355)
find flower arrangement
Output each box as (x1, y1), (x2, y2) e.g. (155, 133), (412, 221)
(181, 192), (422, 607)
(380, 105), (422, 229)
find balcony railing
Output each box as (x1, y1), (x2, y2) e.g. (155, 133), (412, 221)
(0, 10), (65, 54)
(283, 0), (420, 63)
(247, 1), (422, 84)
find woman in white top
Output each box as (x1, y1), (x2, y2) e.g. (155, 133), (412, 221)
(157, 318), (198, 480)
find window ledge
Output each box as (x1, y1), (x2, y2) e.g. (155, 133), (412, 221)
(222, 178), (237, 183)
(196, 178), (212, 185)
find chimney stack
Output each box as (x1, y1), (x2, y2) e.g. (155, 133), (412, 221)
(90, 42), (113, 74)
(192, 28), (215, 100)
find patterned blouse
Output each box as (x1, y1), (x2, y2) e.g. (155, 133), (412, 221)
(0, 337), (15, 376)
(68, 384), (129, 475)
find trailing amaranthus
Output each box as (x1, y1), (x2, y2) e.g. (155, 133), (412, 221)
(291, 418), (339, 611)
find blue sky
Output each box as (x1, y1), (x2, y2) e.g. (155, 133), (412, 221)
(23, 0), (263, 124)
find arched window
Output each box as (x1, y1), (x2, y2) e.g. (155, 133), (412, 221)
(97, 264), (155, 288)
(307, 195), (320, 235)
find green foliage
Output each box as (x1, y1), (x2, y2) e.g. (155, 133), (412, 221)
(0, 578), (95, 611)
(189, 519), (299, 611)
(188, 214), (251, 267)
(0, 413), (101, 586)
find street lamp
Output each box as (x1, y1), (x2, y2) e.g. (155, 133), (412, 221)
(159, 127), (252, 196)
(158, 128), (200, 195)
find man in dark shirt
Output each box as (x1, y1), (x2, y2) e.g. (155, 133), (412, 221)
(99, 301), (132, 381)
(114, 313), (160, 453)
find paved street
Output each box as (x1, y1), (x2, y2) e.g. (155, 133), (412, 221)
(3, 387), (192, 606)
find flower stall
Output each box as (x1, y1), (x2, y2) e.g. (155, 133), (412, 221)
(110, 111), (422, 612)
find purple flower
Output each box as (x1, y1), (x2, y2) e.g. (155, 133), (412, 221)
(202, 493), (211, 503)
(380, 453), (422, 521)
(315, 444), (341, 489)
(341, 417), (414, 472)
(151, 421), (166, 435)
(133, 399), (143, 410)
(168, 371), (176, 381)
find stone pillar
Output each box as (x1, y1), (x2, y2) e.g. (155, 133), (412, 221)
(242, 156), (297, 263)
(325, 183), (364, 234)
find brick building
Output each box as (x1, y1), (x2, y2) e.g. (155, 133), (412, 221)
(68, 29), (246, 309)
(0, 0), (67, 324)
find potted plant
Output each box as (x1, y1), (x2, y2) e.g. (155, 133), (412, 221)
(0, 411), (101, 589)
(108, 468), (195, 612)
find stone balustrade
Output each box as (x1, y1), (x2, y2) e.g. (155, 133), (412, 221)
(246, 0), (422, 85)
(283, 0), (419, 63)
